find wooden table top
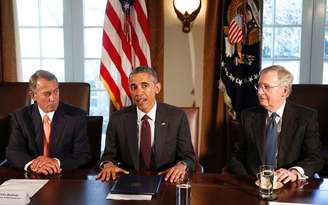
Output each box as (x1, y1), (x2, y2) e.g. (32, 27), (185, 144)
(1, 167), (328, 205)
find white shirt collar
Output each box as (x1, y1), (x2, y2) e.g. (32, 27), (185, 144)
(137, 102), (157, 121)
(268, 100), (286, 119)
(38, 106), (55, 122)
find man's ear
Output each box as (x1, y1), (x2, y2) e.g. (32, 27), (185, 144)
(29, 90), (36, 101)
(155, 82), (161, 94)
(282, 84), (289, 97)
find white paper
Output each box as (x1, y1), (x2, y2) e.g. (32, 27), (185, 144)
(0, 179), (48, 197)
(269, 202), (318, 205)
(0, 190), (30, 205)
(107, 193), (152, 200)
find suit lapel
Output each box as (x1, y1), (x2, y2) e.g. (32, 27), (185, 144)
(253, 108), (267, 164)
(153, 103), (169, 169)
(278, 101), (297, 166)
(31, 104), (43, 154)
(49, 103), (66, 155)
(124, 107), (139, 170)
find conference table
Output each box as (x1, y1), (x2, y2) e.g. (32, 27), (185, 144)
(1, 167), (328, 205)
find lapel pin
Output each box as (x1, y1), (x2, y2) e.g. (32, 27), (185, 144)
(161, 122), (166, 126)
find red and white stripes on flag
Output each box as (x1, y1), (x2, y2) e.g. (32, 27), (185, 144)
(228, 14), (243, 44)
(100, 0), (151, 110)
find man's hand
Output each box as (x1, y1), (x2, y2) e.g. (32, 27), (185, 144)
(158, 162), (187, 183)
(276, 168), (299, 184)
(30, 156), (61, 175)
(96, 162), (129, 182)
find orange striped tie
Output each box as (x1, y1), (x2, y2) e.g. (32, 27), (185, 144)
(43, 115), (51, 157)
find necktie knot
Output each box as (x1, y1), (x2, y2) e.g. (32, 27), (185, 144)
(270, 112), (278, 122)
(142, 115), (150, 121)
(43, 114), (50, 124)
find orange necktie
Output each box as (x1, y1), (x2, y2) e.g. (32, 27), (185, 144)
(43, 114), (51, 156)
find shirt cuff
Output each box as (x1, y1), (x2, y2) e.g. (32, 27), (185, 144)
(24, 158), (61, 171)
(288, 166), (308, 180)
(53, 158), (61, 167)
(24, 161), (33, 171)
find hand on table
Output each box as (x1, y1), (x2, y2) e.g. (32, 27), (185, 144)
(30, 156), (61, 175)
(158, 162), (187, 183)
(96, 162), (129, 182)
(276, 168), (299, 184)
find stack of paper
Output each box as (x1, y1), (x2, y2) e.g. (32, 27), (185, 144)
(0, 179), (48, 204)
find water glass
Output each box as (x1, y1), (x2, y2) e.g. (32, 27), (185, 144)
(258, 165), (275, 200)
(176, 179), (191, 205)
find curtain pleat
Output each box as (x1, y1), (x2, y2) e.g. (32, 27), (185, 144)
(0, 0), (17, 82)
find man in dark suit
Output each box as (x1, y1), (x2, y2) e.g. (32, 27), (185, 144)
(6, 70), (91, 175)
(228, 65), (323, 184)
(97, 66), (195, 183)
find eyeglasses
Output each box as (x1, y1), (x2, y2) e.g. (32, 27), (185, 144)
(254, 83), (281, 92)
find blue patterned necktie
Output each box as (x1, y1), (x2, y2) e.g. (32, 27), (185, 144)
(265, 112), (278, 166)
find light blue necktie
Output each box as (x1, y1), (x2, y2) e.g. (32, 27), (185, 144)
(265, 112), (278, 166)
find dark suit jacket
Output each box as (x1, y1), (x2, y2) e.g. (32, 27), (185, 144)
(100, 102), (195, 172)
(6, 102), (91, 169)
(228, 100), (323, 176)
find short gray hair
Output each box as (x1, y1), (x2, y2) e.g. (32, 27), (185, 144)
(29, 70), (58, 92)
(129, 66), (159, 83)
(260, 65), (294, 96)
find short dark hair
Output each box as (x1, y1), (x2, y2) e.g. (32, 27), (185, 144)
(129, 66), (159, 83)
(29, 70), (58, 92)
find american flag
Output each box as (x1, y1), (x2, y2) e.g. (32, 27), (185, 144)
(100, 0), (151, 110)
(228, 15), (243, 44)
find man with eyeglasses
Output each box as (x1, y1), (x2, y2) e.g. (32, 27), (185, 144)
(6, 70), (91, 175)
(228, 65), (323, 184)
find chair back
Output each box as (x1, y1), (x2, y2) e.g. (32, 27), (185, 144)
(180, 107), (203, 172)
(289, 84), (328, 146)
(0, 82), (30, 162)
(0, 116), (10, 162)
(85, 116), (103, 168)
(288, 84), (328, 176)
(0, 82), (30, 116)
(59, 82), (90, 114)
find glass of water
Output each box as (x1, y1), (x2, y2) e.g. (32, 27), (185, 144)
(176, 178), (191, 205)
(258, 165), (276, 200)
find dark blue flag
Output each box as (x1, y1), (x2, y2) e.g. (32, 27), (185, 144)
(220, 0), (262, 119)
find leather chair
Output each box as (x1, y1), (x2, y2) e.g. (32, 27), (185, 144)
(0, 115), (11, 165)
(0, 82), (30, 164)
(59, 82), (90, 114)
(84, 116), (103, 169)
(288, 84), (328, 176)
(0, 82), (30, 117)
(180, 107), (204, 173)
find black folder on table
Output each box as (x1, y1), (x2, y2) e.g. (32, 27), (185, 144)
(110, 175), (163, 195)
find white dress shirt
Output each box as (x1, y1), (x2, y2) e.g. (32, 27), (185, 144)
(24, 106), (60, 171)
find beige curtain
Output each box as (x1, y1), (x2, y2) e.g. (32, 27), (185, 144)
(0, 0), (17, 82)
(199, 0), (227, 172)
